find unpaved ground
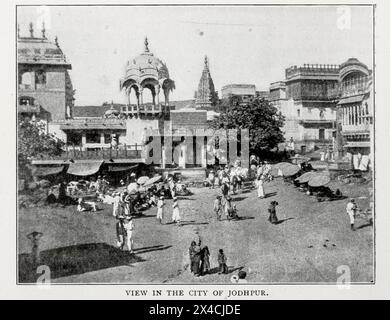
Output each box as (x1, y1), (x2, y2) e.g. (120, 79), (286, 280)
(18, 178), (373, 283)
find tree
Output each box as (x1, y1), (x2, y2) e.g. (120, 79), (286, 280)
(210, 96), (285, 157)
(18, 119), (65, 172)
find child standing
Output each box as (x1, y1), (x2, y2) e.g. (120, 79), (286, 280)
(213, 195), (222, 221)
(218, 249), (228, 274)
(171, 197), (181, 225)
(157, 196), (165, 224)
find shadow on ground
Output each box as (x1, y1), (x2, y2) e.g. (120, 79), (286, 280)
(18, 243), (171, 282)
(274, 217), (295, 225)
(356, 222), (373, 230)
(264, 192), (277, 198)
(231, 197), (248, 202)
(203, 265), (244, 276)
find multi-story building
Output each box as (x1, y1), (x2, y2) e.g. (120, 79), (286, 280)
(270, 64), (341, 153)
(270, 58), (373, 165)
(17, 23), (74, 123)
(334, 58), (373, 169)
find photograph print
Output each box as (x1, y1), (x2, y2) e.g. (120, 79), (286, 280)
(17, 4), (374, 284)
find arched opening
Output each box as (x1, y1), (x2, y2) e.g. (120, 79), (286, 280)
(141, 78), (159, 106)
(127, 85), (139, 108)
(342, 70), (367, 82)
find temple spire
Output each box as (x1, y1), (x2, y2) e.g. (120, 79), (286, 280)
(144, 37), (149, 53)
(29, 22), (34, 38)
(204, 55), (209, 70)
(195, 55), (217, 110)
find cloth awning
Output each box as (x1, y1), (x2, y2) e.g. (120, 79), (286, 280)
(107, 164), (138, 172)
(67, 161), (103, 176)
(32, 165), (64, 176)
(338, 94), (365, 105)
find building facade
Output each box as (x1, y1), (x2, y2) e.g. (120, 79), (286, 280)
(18, 23), (74, 123)
(221, 84), (256, 104)
(270, 64), (340, 153)
(270, 58), (373, 164)
(334, 58), (373, 169)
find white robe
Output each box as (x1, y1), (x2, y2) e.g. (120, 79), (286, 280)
(257, 179), (265, 198)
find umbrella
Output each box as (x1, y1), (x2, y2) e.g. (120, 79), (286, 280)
(308, 174), (331, 187)
(137, 176), (150, 185)
(271, 162), (292, 177)
(273, 162), (291, 170)
(144, 175), (162, 186)
(295, 171), (316, 183)
(282, 164), (301, 177)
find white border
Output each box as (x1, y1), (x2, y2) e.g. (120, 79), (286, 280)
(1, 0), (389, 300)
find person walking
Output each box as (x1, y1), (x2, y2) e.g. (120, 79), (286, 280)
(171, 197), (181, 225)
(101, 176), (109, 194)
(95, 176), (103, 194)
(122, 191), (132, 216)
(346, 199), (358, 231)
(218, 249), (228, 274)
(213, 195), (223, 221)
(123, 216), (135, 253)
(208, 170), (215, 189)
(157, 196), (165, 224)
(115, 216), (126, 250)
(223, 196), (231, 220)
(112, 192), (121, 217)
(189, 240), (202, 276)
(268, 201), (279, 224)
(27, 231), (43, 266)
(200, 246), (211, 275)
(221, 174), (230, 198)
(256, 176), (265, 198)
(168, 177), (176, 198)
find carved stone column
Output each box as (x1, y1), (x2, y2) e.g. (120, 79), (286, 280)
(155, 85), (160, 108)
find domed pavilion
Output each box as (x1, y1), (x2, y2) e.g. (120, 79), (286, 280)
(120, 38), (175, 118)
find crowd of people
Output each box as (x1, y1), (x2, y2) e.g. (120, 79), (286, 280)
(46, 154), (372, 280)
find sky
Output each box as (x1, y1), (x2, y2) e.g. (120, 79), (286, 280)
(17, 5), (374, 106)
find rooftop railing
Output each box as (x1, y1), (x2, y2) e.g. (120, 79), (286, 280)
(286, 64), (340, 79)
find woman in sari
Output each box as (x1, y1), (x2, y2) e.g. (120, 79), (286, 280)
(268, 201), (279, 224)
(189, 240), (202, 276)
(200, 246), (211, 275)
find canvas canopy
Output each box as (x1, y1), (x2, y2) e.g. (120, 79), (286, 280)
(144, 175), (162, 186)
(67, 161), (103, 176)
(32, 165), (64, 177)
(308, 174), (331, 187)
(108, 164), (138, 172)
(283, 165), (301, 177)
(295, 171), (316, 183)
